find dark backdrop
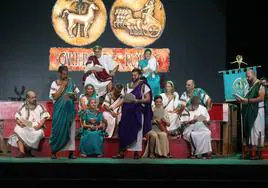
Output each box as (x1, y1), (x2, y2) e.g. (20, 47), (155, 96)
(227, 0), (268, 78)
(0, 0), (226, 101)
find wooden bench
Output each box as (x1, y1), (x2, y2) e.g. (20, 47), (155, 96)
(0, 101), (236, 158)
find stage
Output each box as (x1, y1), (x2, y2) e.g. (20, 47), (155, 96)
(1, 155), (268, 185)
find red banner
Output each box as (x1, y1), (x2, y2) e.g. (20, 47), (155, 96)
(49, 47), (170, 72)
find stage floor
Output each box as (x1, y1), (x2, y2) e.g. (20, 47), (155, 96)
(0, 155), (268, 165)
(1, 155), (268, 186)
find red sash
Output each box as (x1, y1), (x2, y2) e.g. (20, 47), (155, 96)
(158, 119), (168, 133)
(83, 55), (112, 83)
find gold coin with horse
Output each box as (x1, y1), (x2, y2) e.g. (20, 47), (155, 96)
(52, 0), (107, 46)
(110, 0), (166, 47)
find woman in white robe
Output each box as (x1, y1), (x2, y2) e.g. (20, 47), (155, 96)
(158, 81), (185, 133)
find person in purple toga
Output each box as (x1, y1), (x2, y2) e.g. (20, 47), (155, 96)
(111, 68), (153, 159)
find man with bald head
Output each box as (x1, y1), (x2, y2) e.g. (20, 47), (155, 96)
(236, 69), (266, 159)
(180, 80), (212, 110)
(8, 90), (50, 158)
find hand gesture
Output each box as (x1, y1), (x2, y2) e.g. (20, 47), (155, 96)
(19, 123), (26, 128)
(240, 98), (248, 104)
(203, 120), (209, 126)
(34, 125), (40, 130)
(189, 119), (197, 124)
(68, 92), (76, 100)
(61, 80), (68, 88)
(111, 111), (118, 118)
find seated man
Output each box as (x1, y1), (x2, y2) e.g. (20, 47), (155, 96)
(102, 84), (123, 138)
(83, 45), (119, 97)
(8, 91), (50, 158)
(180, 79), (212, 110)
(143, 95), (170, 158)
(181, 96), (212, 159)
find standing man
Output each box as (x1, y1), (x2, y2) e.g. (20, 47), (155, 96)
(83, 45), (119, 97)
(8, 90), (50, 158)
(180, 79), (212, 110)
(112, 68), (153, 159)
(49, 65), (80, 159)
(236, 70), (265, 159)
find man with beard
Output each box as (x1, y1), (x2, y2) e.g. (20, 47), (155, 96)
(111, 68), (153, 159)
(236, 69), (265, 159)
(8, 90), (50, 158)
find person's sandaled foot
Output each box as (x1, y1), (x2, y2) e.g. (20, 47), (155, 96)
(51, 153), (57, 159)
(189, 155), (196, 159)
(15, 152), (26, 158)
(68, 152), (77, 159)
(80, 154), (87, 158)
(134, 153), (141, 159)
(112, 154), (124, 159)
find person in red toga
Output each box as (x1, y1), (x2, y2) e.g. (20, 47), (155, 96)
(83, 45), (119, 97)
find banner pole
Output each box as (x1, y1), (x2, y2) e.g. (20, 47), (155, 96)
(218, 65), (262, 74)
(240, 103), (245, 158)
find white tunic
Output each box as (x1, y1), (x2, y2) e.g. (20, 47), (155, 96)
(139, 56), (158, 78)
(102, 93), (122, 138)
(49, 81), (80, 102)
(245, 85), (265, 146)
(158, 92), (181, 131)
(182, 105), (212, 155)
(49, 80), (80, 151)
(8, 104), (50, 149)
(84, 55), (116, 97)
(180, 89), (210, 106)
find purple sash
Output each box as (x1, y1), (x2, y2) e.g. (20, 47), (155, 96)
(118, 82), (153, 150)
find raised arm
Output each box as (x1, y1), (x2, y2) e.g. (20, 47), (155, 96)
(239, 86), (265, 104)
(51, 81), (67, 101)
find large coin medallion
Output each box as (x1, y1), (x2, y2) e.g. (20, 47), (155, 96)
(110, 0), (166, 47)
(52, 0), (107, 46)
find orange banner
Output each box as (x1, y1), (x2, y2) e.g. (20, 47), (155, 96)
(49, 47), (170, 72)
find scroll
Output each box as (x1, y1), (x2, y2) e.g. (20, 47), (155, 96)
(153, 108), (168, 133)
(232, 93), (245, 101)
(123, 93), (136, 103)
(153, 108), (165, 119)
(193, 114), (207, 122)
(21, 119), (33, 128)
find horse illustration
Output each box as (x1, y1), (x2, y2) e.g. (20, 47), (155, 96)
(113, 0), (162, 38)
(62, 3), (99, 38)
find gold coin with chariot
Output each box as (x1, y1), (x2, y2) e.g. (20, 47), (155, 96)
(52, 0), (107, 46)
(110, 0), (166, 47)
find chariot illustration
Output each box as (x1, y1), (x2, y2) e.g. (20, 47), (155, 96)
(112, 0), (162, 38)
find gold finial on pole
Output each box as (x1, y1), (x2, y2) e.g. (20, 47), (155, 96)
(230, 55), (247, 69)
